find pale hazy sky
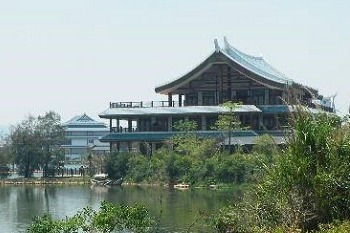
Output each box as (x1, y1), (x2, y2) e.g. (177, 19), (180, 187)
(0, 0), (349, 126)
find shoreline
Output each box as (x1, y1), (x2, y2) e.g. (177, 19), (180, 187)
(0, 177), (251, 191)
(0, 177), (91, 185)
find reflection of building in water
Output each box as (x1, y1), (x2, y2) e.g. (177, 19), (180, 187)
(99, 37), (336, 153)
(61, 114), (109, 164)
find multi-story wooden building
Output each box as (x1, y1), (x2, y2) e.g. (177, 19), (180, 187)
(99, 38), (335, 153)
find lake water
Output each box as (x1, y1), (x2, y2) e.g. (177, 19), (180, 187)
(0, 184), (240, 232)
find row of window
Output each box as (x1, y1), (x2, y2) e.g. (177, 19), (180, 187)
(184, 90), (283, 106)
(135, 115), (288, 132)
(65, 131), (108, 137)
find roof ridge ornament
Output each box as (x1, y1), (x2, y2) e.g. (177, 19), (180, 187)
(214, 39), (220, 53)
(223, 36), (230, 49)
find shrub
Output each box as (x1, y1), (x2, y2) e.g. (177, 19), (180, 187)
(27, 201), (155, 233)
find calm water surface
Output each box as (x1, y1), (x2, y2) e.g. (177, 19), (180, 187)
(0, 184), (240, 232)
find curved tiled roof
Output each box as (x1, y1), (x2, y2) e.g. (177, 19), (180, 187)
(221, 37), (293, 85)
(155, 37), (294, 93)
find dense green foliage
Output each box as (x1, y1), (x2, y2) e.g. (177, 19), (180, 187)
(212, 110), (350, 232)
(0, 142), (11, 166)
(0, 142), (12, 177)
(27, 201), (155, 233)
(9, 112), (64, 177)
(106, 117), (268, 186)
(106, 139), (273, 186)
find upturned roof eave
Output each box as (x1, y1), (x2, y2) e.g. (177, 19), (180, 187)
(155, 49), (291, 95)
(155, 51), (219, 94)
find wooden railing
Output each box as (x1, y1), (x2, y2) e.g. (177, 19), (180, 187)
(109, 101), (184, 108)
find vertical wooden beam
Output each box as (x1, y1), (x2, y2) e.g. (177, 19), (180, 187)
(179, 94), (183, 107)
(201, 115), (207, 130)
(116, 119), (120, 132)
(264, 89), (270, 105)
(128, 119), (132, 132)
(128, 142), (132, 152)
(168, 116), (173, 131)
(227, 66), (232, 100)
(219, 65), (223, 103)
(259, 114), (263, 131)
(151, 143), (156, 155)
(168, 93), (173, 107)
(198, 91), (203, 106)
(215, 75), (219, 104)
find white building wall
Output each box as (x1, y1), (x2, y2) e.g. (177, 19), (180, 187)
(71, 138), (88, 146)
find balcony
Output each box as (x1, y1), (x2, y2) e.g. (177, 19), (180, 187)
(109, 101), (182, 108)
(109, 100), (221, 109)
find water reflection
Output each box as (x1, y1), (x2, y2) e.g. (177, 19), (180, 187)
(0, 185), (239, 232)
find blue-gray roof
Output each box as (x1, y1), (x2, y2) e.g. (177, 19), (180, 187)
(155, 37), (294, 94)
(221, 37), (293, 85)
(64, 114), (108, 128)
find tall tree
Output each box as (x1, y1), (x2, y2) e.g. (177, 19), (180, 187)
(36, 111), (64, 177)
(9, 112), (64, 178)
(212, 101), (241, 153)
(10, 115), (41, 177)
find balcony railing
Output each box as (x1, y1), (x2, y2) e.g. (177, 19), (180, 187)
(109, 101), (186, 108)
(109, 100), (221, 109)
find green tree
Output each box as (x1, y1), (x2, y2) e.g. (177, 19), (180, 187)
(212, 101), (241, 153)
(10, 116), (42, 177)
(105, 152), (130, 180)
(36, 111), (64, 177)
(9, 112), (64, 178)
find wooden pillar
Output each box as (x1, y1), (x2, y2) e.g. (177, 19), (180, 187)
(264, 89), (270, 105)
(128, 119), (132, 132)
(168, 116), (173, 131)
(136, 118), (140, 132)
(128, 142), (132, 152)
(109, 119), (112, 132)
(215, 75), (219, 104)
(168, 93), (173, 107)
(179, 94), (183, 107)
(151, 143), (156, 155)
(258, 114), (263, 131)
(228, 66), (232, 100)
(116, 119), (120, 132)
(201, 115), (207, 130)
(219, 66), (223, 103)
(198, 91), (203, 106)
(275, 114), (279, 130)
